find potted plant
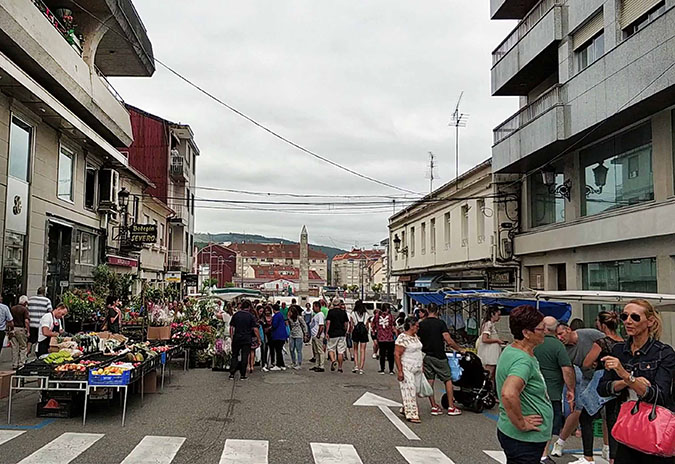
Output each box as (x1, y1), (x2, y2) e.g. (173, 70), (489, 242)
(147, 302), (173, 340)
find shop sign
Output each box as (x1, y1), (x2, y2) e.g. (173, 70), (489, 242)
(128, 224), (158, 244)
(398, 275), (415, 282)
(107, 255), (138, 268)
(490, 271), (513, 285)
(166, 271), (181, 283)
(183, 273), (198, 286)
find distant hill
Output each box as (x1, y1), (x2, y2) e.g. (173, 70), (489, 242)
(194, 232), (348, 271)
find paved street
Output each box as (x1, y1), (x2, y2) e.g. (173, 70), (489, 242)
(0, 347), (605, 464)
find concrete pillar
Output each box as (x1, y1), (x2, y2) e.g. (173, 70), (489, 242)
(604, 0), (620, 51)
(656, 255), (675, 346)
(299, 226), (309, 305)
(652, 110), (674, 201)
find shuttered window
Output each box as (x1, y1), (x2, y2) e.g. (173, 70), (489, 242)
(573, 11), (604, 50)
(621, 0), (662, 28)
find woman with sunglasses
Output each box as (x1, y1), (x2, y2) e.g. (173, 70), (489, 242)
(598, 299), (675, 464)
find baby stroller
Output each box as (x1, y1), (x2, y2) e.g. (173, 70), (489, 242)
(441, 351), (497, 413)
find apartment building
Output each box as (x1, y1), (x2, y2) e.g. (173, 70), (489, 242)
(228, 243), (328, 281)
(332, 249), (383, 289)
(0, 0), (154, 304)
(196, 244), (237, 289)
(389, 160), (520, 312)
(241, 265), (326, 296)
(490, 0), (675, 340)
(124, 106), (198, 278)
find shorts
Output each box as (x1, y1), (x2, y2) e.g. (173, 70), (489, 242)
(327, 337), (347, 354)
(423, 355), (453, 383)
(551, 400), (563, 436)
(352, 331), (369, 344)
(29, 327), (39, 344)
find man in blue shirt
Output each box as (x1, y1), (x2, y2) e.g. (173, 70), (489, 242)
(0, 296), (14, 356)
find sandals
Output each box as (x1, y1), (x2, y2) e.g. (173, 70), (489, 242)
(406, 418), (421, 424)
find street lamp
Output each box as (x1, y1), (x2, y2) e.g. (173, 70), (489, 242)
(118, 187), (130, 208)
(393, 234), (401, 252)
(541, 169), (572, 202)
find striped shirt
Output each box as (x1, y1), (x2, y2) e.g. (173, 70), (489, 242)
(28, 296), (52, 328)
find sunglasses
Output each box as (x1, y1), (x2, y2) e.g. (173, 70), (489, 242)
(620, 313), (641, 322)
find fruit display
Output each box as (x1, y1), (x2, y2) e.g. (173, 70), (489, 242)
(44, 351), (74, 364)
(125, 352), (145, 362)
(78, 360), (101, 367)
(151, 345), (171, 353)
(91, 366), (129, 376)
(54, 363), (87, 372)
(72, 334), (100, 354)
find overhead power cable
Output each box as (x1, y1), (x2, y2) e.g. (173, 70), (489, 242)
(71, 0), (420, 196)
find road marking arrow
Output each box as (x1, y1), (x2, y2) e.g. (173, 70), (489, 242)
(353, 392), (420, 441)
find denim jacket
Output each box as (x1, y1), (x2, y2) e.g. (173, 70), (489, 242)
(597, 337), (675, 410)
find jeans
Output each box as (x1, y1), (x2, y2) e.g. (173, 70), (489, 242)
(497, 430), (547, 464)
(378, 341), (395, 372)
(270, 339), (285, 367)
(290, 337), (303, 365)
(230, 342), (251, 377)
(260, 341), (269, 368)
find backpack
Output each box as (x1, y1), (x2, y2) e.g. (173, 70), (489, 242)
(353, 313), (368, 339)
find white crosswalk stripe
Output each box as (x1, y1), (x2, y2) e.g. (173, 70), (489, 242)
(0, 430), (25, 447)
(219, 439), (268, 464)
(397, 446), (456, 464)
(311, 443), (363, 464)
(483, 450), (507, 463)
(121, 436), (186, 464)
(17, 432), (103, 464)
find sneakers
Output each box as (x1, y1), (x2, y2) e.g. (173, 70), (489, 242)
(261, 367), (269, 372)
(389, 371), (395, 375)
(309, 358), (316, 363)
(292, 366), (301, 370)
(358, 370), (364, 375)
(568, 459), (591, 464)
(228, 374), (235, 380)
(269, 366), (282, 371)
(313, 368), (325, 372)
(372, 353), (378, 359)
(602, 445), (609, 461)
(447, 407), (462, 416)
(240, 376), (248, 380)
(550, 442), (564, 457)
(352, 367), (358, 373)
(378, 370), (385, 375)
(337, 369), (343, 373)
(430, 406), (443, 416)
(280, 366), (287, 371)
(540, 458), (556, 464)
(330, 361), (337, 372)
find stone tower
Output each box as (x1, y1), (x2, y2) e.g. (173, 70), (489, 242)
(299, 225), (309, 304)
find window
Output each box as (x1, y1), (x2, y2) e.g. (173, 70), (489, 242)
(531, 171), (565, 227)
(430, 218), (436, 253)
(9, 116), (32, 182)
(152, 219), (158, 245)
(84, 164), (97, 210)
(623, 1), (665, 37)
(58, 147), (74, 202)
(159, 223), (165, 247)
(421, 222), (426, 255)
(461, 205), (469, 247)
(76, 231), (96, 265)
(191, 193), (195, 215)
(476, 199), (485, 242)
(444, 212), (451, 248)
(581, 257), (657, 324)
(410, 227), (415, 257)
(581, 123), (653, 216)
(577, 32), (604, 72)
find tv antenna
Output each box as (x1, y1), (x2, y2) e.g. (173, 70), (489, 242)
(450, 92), (468, 190)
(425, 151), (437, 193)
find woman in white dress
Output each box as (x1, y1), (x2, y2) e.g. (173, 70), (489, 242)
(394, 316), (424, 423)
(477, 307), (505, 389)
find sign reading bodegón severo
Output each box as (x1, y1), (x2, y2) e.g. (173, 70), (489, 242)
(128, 223), (158, 243)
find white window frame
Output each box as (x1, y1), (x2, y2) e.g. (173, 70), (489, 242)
(57, 145), (75, 203)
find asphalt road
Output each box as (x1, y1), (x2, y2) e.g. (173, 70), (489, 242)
(0, 346), (602, 464)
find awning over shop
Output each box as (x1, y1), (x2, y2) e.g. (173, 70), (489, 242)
(407, 290), (572, 321)
(413, 275), (442, 288)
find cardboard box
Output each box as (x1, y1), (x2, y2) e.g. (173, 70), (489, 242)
(0, 371), (15, 399)
(143, 369), (158, 394)
(147, 326), (171, 340)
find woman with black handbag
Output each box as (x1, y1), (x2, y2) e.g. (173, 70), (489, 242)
(598, 299), (675, 463)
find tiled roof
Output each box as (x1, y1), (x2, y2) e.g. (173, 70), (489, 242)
(332, 248), (384, 262)
(228, 243), (326, 259)
(249, 265), (322, 281)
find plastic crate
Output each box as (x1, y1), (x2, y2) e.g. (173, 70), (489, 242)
(37, 399), (76, 418)
(88, 369), (131, 386)
(592, 418), (604, 438)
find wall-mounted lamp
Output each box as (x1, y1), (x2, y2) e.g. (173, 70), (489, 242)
(541, 169), (571, 202)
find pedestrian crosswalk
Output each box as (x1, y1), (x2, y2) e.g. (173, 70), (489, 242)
(0, 432), (474, 463)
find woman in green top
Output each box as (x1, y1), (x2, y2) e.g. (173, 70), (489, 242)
(496, 305), (553, 464)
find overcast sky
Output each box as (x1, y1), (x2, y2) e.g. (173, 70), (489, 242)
(111, 1), (518, 250)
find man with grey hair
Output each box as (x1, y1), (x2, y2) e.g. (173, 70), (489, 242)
(534, 316), (576, 463)
(9, 296), (30, 369)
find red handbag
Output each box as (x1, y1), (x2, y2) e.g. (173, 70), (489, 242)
(612, 386), (675, 457)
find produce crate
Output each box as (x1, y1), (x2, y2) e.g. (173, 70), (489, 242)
(36, 399), (77, 418)
(88, 369), (131, 386)
(16, 361), (53, 377)
(593, 418), (604, 438)
(50, 369), (88, 381)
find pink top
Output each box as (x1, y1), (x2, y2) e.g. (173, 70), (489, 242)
(375, 313), (396, 342)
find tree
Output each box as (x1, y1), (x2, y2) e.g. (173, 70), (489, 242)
(201, 278), (218, 293)
(372, 283), (383, 293)
(348, 284), (359, 293)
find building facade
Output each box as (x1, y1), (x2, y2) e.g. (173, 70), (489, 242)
(241, 265), (326, 297)
(490, 0), (675, 341)
(0, 0), (155, 304)
(228, 243), (328, 282)
(332, 249), (384, 290)
(196, 244), (237, 289)
(389, 160), (520, 312)
(124, 106), (198, 279)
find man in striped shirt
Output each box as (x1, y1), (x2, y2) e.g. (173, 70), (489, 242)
(27, 287), (52, 356)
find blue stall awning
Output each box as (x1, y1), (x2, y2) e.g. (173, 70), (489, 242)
(407, 290), (572, 321)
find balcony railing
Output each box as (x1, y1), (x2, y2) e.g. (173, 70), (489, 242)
(170, 154), (189, 181)
(168, 250), (188, 270)
(493, 85), (561, 144)
(31, 0), (83, 55)
(492, 0), (560, 66)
